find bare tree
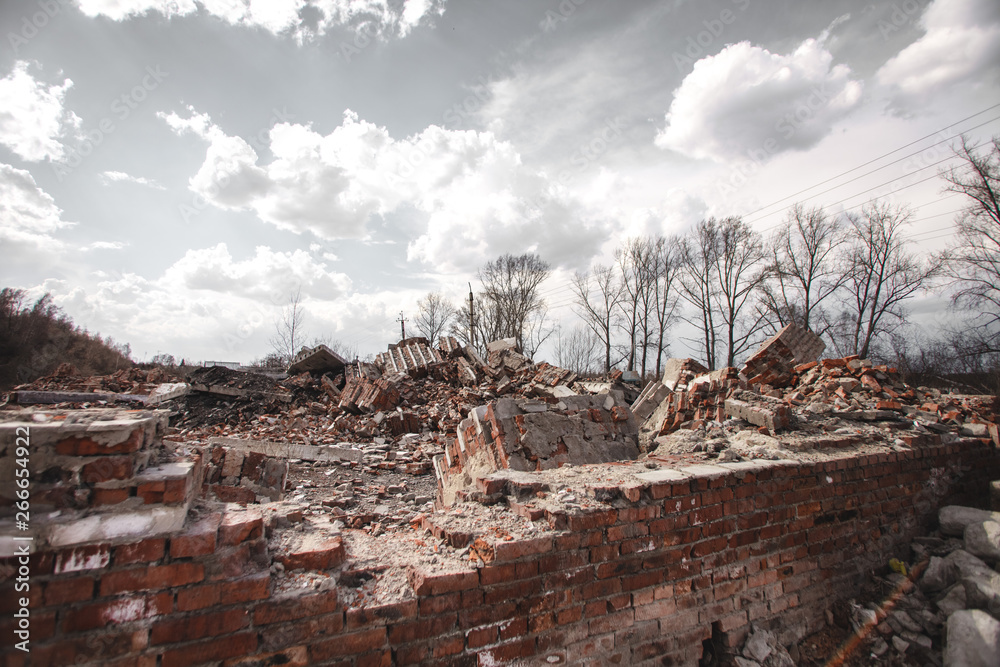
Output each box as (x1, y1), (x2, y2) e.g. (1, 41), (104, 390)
(939, 134), (1000, 352)
(571, 263), (623, 374)
(269, 288), (305, 364)
(714, 216), (770, 368)
(554, 325), (598, 374)
(762, 203), (848, 338)
(414, 292), (456, 344)
(616, 237), (661, 375)
(477, 253), (550, 350)
(522, 305), (555, 360)
(834, 202), (939, 359)
(678, 218), (720, 370)
(651, 236), (682, 378)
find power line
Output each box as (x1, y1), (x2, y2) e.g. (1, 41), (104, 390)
(744, 116), (1000, 228)
(738, 103), (1000, 222)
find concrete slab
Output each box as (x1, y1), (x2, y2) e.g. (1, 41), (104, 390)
(635, 468), (693, 484)
(288, 344), (348, 375)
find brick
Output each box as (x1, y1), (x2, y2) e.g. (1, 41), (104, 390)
(357, 650), (392, 667)
(467, 625), (497, 649)
(258, 614), (345, 652)
(345, 600), (419, 629)
(44, 576), (94, 606)
(477, 638), (536, 664)
(177, 583), (222, 612)
(254, 592), (340, 625)
(277, 537), (345, 571)
(309, 628), (387, 661)
(635, 599), (676, 621)
(92, 487), (130, 505)
(54, 544), (111, 574)
(114, 539), (166, 565)
(62, 593), (171, 633)
(162, 631), (257, 667)
(221, 572), (271, 603)
(100, 562), (204, 595)
(219, 507), (264, 545)
(170, 513), (221, 558)
(408, 568), (479, 595)
(56, 429), (143, 456)
(432, 633), (465, 657)
(493, 536), (553, 561)
(388, 613), (457, 643)
(151, 608), (250, 644)
(81, 456), (133, 483)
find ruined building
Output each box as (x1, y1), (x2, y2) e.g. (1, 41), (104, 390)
(2, 327), (999, 665)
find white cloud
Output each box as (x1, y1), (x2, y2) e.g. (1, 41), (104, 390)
(100, 170), (166, 189)
(655, 38), (863, 163)
(85, 241), (128, 250)
(161, 107), (610, 270)
(76, 0), (445, 40)
(160, 243), (352, 300)
(38, 242), (357, 361)
(877, 0), (1000, 110)
(0, 162), (72, 249)
(0, 61), (82, 162)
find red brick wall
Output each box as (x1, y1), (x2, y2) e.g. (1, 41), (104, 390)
(3, 439), (998, 667)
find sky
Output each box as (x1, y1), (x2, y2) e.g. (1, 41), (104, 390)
(1, 0), (998, 365)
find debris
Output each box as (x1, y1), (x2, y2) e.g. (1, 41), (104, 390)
(287, 344), (348, 375)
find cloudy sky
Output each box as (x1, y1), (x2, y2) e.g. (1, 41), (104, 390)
(1, 0), (998, 364)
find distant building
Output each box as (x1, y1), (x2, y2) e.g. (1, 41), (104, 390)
(203, 361), (241, 370)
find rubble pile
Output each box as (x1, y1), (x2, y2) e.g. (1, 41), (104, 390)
(8, 364), (181, 403)
(202, 442), (288, 504)
(634, 324), (1000, 459)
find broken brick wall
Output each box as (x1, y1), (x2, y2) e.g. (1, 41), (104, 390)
(3, 438), (999, 667)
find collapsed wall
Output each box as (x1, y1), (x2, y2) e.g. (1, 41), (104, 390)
(436, 394), (640, 505)
(3, 406), (999, 666)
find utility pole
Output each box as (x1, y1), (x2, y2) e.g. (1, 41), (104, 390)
(397, 311), (407, 341)
(468, 283), (475, 349)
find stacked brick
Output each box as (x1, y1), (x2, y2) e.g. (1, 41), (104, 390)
(338, 374), (403, 414)
(0, 409), (204, 554)
(724, 393), (791, 432)
(438, 336), (464, 358)
(740, 323), (826, 388)
(0, 409), (185, 514)
(530, 362), (578, 388)
(437, 396), (640, 503)
(4, 435), (997, 666)
(655, 367), (742, 435)
(202, 444), (288, 504)
(486, 338), (533, 373)
(375, 338), (445, 378)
